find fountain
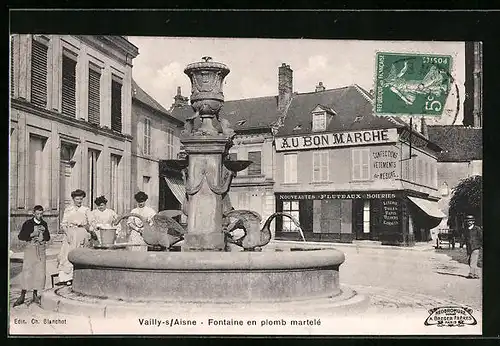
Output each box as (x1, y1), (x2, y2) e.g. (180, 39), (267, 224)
(41, 57), (367, 317)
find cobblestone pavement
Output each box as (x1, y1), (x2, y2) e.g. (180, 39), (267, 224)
(8, 242), (482, 335)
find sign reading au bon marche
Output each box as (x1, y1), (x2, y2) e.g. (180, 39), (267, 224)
(374, 52), (453, 117)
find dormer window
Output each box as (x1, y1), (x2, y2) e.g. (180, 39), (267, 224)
(312, 112), (327, 132)
(311, 104), (335, 132)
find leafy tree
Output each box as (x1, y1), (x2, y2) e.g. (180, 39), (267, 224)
(448, 175), (482, 226)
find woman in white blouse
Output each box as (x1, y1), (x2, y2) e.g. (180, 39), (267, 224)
(57, 189), (95, 286)
(127, 191), (156, 252)
(91, 195), (122, 244)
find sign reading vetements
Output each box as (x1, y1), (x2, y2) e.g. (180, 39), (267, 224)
(275, 128), (398, 152)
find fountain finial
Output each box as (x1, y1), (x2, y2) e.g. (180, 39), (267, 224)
(202, 56), (212, 62)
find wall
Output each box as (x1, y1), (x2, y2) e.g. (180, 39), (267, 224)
(131, 101), (182, 211)
(10, 34), (137, 249)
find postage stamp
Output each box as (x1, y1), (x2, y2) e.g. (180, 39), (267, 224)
(374, 52), (454, 117)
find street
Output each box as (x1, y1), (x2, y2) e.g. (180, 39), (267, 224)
(8, 241), (482, 334)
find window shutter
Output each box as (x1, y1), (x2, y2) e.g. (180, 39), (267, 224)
(62, 55), (77, 117)
(321, 152), (328, 181)
(88, 67), (101, 125)
(290, 154), (297, 183)
(352, 150), (360, 180)
(248, 151), (261, 175)
(111, 78), (122, 133)
(31, 39), (48, 108)
(313, 152), (320, 181)
(362, 149), (370, 180)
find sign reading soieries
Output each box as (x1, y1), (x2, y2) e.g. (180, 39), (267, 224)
(275, 128), (398, 152)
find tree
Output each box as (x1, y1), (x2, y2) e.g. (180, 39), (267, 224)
(448, 175), (482, 226)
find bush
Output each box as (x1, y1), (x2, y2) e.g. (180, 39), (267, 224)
(448, 175), (482, 226)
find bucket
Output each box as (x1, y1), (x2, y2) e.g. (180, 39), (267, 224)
(99, 227), (117, 246)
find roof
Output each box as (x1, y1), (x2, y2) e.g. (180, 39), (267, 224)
(427, 125), (483, 162)
(132, 79), (183, 123)
(276, 85), (400, 136)
(170, 95), (280, 132)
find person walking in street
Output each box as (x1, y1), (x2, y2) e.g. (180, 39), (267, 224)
(127, 191), (156, 252)
(91, 195), (122, 244)
(464, 215), (482, 279)
(57, 189), (96, 286)
(13, 205), (50, 307)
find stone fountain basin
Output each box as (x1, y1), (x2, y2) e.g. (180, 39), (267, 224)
(67, 248), (345, 304)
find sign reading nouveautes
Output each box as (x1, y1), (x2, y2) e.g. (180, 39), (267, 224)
(275, 128), (398, 152)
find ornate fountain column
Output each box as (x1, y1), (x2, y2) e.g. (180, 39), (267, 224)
(181, 57), (233, 252)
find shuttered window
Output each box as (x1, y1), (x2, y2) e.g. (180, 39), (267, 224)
(111, 76), (122, 133)
(284, 153), (297, 183)
(62, 54), (77, 117)
(30, 39), (48, 108)
(88, 66), (101, 125)
(313, 151), (329, 182)
(10, 39), (14, 97)
(247, 151), (262, 175)
(143, 118), (151, 156)
(352, 148), (370, 181)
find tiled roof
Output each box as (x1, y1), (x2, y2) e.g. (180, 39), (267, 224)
(132, 79), (184, 123)
(276, 85), (400, 137)
(170, 95), (280, 132)
(427, 125), (483, 162)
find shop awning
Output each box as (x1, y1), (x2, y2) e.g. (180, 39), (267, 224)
(408, 196), (446, 219)
(164, 176), (185, 204)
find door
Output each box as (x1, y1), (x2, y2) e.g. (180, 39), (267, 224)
(59, 160), (74, 213)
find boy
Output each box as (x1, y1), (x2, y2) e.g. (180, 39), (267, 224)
(13, 205), (50, 306)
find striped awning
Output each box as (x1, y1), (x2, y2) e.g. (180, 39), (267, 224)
(164, 176), (185, 204)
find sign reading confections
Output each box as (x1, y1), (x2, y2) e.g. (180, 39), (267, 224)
(372, 149), (400, 180)
(275, 128), (398, 152)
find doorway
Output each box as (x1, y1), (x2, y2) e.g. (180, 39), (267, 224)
(59, 143), (76, 215)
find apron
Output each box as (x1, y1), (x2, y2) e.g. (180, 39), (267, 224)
(22, 242), (46, 290)
(57, 226), (91, 282)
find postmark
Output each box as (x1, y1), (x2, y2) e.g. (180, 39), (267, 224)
(374, 52), (453, 117)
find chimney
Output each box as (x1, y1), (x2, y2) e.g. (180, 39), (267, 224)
(420, 117), (428, 138)
(173, 86), (189, 107)
(278, 63), (293, 113)
(315, 82), (325, 92)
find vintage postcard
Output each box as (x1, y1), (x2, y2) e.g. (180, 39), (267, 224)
(9, 30), (482, 336)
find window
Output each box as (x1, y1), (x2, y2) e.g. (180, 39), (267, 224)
(411, 156), (417, 182)
(88, 64), (101, 125)
(352, 149), (370, 181)
(31, 38), (48, 108)
(88, 149), (100, 210)
(312, 112), (327, 132)
(111, 75), (122, 133)
(313, 151), (329, 182)
(166, 127), (174, 159)
(423, 161), (428, 185)
(282, 201), (300, 232)
(143, 176), (151, 196)
(28, 135), (49, 209)
(247, 151), (262, 176)
(417, 159), (423, 184)
(62, 52), (77, 117)
(363, 200), (370, 233)
(110, 154), (122, 212)
(284, 153), (297, 183)
(143, 118), (151, 156)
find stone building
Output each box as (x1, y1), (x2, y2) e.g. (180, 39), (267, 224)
(9, 34), (139, 246)
(272, 66), (444, 245)
(131, 81), (183, 212)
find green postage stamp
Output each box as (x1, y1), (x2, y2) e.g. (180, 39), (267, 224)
(374, 52), (453, 117)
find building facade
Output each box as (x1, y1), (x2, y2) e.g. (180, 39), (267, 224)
(10, 34), (139, 246)
(131, 81), (183, 212)
(272, 71), (444, 246)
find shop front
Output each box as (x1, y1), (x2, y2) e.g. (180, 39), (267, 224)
(275, 190), (444, 246)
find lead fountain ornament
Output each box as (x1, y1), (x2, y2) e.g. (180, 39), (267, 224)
(40, 57), (367, 318)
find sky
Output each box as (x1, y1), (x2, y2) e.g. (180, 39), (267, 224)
(128, 37), (465, 125)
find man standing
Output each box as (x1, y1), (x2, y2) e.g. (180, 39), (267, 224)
(13, 205), (50, 307)
(464, 215), (482, 279)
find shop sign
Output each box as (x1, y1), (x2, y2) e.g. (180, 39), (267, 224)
(372, 149), (399, 180)
(275, 128), (398, 152)
(381, 199), (401, 227)
(276, 191), (402, 200)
